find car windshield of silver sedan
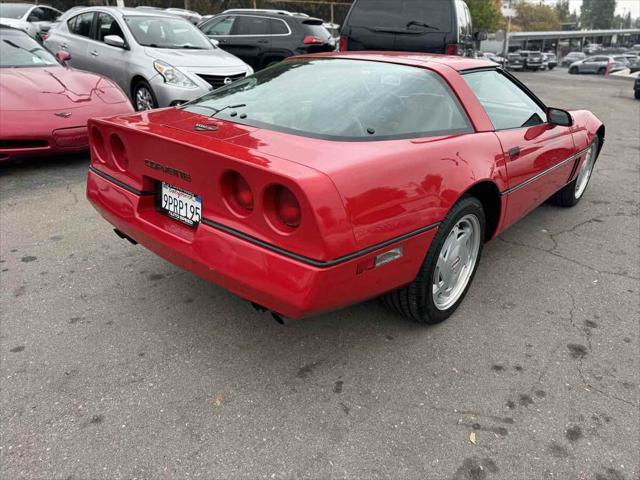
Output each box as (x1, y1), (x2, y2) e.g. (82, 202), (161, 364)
(124, 16), (211, 50)
(0, 3), (30, 19)
(183, 59), (471, 140)
(1, 31), (58, 67)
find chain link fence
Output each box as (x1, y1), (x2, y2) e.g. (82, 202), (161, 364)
(45, 0), (353, 26)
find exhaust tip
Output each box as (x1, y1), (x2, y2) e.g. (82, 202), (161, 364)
(114, 229), (137, 245)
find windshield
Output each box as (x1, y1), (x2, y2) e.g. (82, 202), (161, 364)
(183, 58), (471, 140)
(348, 0), (452, 32)
(0, 3), (30, 19)
(0, 30), (59, 67)
(124, 16), (211, 49)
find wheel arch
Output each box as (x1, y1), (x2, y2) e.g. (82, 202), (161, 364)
(460, 180), (502, 241)
(130, 75), (149, 98)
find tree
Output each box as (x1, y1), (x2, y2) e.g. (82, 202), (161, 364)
(581, 0), (616, 29)
(554, 0), (570, 22)
(513, 1), (561, 31)
(465, 0), (503, 32)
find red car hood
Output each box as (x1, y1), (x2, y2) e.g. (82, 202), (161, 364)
(0, 66), (127, 111)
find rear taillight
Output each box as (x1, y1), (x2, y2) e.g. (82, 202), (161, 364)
(303, 35), (323, 45)
(445, 44), (460, 56)
(339, 35), (348, 51)
(110, 134), (128, 171)
(264, 185), (301, 232)
(275, 186), (301, 228)
(222, 171), (253, 216)
(91, 127), (106, 163)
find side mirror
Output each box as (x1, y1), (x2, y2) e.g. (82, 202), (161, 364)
(547, 107), (573, 127)
(56, 50), (71, 63)
(474, 31), (488, 41)
(210, 38), (219, 47)
(104, 35), (126, 48)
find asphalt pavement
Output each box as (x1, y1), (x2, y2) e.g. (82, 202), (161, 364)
(1, 68), (638, 480)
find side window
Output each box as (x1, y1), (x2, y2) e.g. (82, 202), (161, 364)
(463, 70), (546, 130)
(201, 16), (235, 36)
(27, 7), (44, 22)
(96, 13), (124, 42)
(232, 15), (270, 35)
(42, 8), (60, 22)
(269, 18), (289, 35)
(68, 12), (94, 38)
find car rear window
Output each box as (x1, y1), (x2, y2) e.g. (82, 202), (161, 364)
(348, 0), (452, 33)
(302, 22), (331, 39)
(183, 58), (471, 141)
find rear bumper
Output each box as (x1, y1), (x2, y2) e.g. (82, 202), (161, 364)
(87, 169), (438, 319)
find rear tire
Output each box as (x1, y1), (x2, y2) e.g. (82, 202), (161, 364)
(597, 67), (606, 75)
(550, 138), (599, 207)
(380, 196), (485, 324)
(133, 80), (158, 111)
(634, 89), (640, 100)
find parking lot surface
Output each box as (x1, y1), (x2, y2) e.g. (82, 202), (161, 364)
(1, 69), (638, 480)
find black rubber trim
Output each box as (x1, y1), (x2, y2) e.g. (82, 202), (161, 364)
(89, 166), (154, 196)
(91, 165), (441, 268)
(201, 218), (440, 268)
(500, 145), (592, 197)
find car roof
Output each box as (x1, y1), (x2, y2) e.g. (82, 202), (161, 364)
(297, 51), (496, 71)
(62, 6), (177, 19)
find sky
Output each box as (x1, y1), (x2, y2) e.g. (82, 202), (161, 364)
(541, 0), (640, 18)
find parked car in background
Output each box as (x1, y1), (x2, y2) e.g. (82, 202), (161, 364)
(136, 6), (202, 25)
(612, 55), (631, 68)
(561, 51), (585, 67)
(198, 9), (335, 71)
(477, 51), (504, 65)
(568, 55), (627, 75)
(86, 52), (604, 323)
(0, 2), (61, 39)
(518, 50), (543, 71)
(339, 0), (484, 56)
(506, 52), (524, 70)
(44, 7), (252, 111)
(541, 52), (557, 70)
(0, 25), (132, 162)
(629, 58), (640, 74)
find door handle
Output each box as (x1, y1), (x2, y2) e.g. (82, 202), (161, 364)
(90, 50), (99, 56)
(508, 147), (520, 159)
(257, 39), (268, 44)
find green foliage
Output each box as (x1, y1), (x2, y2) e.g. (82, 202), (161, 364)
(513, 1), (561, 31)
(581, 0), (616, 29)
(554, 0), (570, 22)
(465, 0), (503, 32)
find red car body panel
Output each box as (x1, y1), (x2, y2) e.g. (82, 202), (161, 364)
(85, 53), (604, 319)
(0, 66), (133, 161)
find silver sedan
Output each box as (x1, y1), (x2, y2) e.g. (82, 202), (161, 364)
(44, 7), (253, 110)
(568, 55), (627, 75)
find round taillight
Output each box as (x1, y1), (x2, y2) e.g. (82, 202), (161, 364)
(273, 186), (301, 229)
(91, 127), (106, 163)
(222, 171), (253, 216)
(110, 134), (128, 171)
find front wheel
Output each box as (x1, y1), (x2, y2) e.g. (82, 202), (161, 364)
(569, 67), (578, 74)
(634, 89), (640, 100)
(550, 138), (599, 207)
(133, 80), (158, 111)
(380, 196), (485, 324)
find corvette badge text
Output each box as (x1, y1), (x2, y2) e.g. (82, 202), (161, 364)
(144, 160), (192, 182)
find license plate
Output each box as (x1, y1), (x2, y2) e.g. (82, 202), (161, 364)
(160, 183), (202, 226)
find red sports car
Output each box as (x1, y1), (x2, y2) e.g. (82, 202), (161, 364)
(86, 52), (604, 323)
(0, 26), (133, 162)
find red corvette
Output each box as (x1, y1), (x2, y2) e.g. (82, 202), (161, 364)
(0, 26), (133, 162)
(86, 52), (604, 323)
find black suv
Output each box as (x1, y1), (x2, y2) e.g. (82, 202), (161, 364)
(339, 0), (484, 56)
(198, 9), (335, 71)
